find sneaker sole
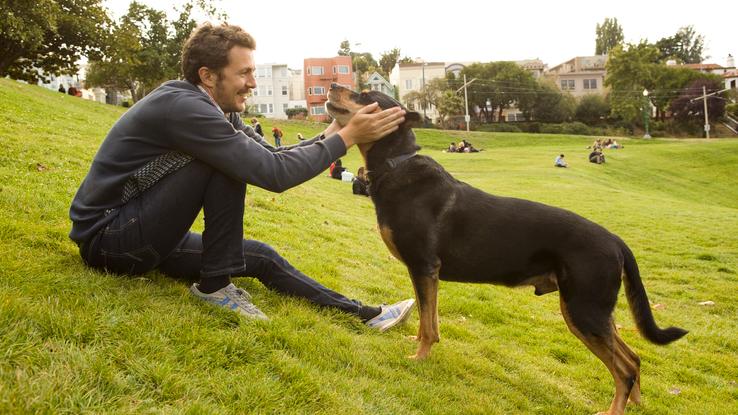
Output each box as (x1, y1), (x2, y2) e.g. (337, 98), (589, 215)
(377, 300), (415, 332)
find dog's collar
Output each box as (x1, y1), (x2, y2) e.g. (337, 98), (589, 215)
(385, 151), (417, 169)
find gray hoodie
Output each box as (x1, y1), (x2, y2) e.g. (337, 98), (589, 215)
(69, 80), (346, 245)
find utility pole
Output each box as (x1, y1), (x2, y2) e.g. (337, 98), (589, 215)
(456, 74), (477, 132)
(702, 85), (710, 139)
(690, 87), (729, 139)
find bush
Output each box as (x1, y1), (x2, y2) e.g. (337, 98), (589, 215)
(540, 124), (563, 134)
(561, 121), (591, 135)
(285, 107), (308, 119)
(575, 94), (610, 125)
(475, 123), (522, 133)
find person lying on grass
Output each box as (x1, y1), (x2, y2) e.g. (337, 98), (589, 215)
(68, 22), (414, 330)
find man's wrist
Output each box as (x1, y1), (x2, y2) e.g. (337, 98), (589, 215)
(337, 126), (355, 148)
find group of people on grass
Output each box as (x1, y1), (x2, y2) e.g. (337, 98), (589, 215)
(555, 138), (624, 168)
(328, 159), (370, 197)
(447, 139), (481, 153)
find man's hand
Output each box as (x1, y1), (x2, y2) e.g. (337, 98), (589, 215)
(337, 103), (406, 148)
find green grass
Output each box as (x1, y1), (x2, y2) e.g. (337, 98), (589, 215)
(1, 78), (737, 414)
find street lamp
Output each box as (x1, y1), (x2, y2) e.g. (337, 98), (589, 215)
(421, 61), (427, 126)
(642, 89), (651, 139)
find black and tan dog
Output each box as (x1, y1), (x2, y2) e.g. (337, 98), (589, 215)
(326, 83), (687, 415)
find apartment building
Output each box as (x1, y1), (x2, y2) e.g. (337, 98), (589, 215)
(546, 55), (608, 98)
(390, 61), (446, 123)
(248, 63), (293, 119)
(303, 56), (354, 122)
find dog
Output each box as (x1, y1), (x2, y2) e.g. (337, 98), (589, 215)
(326, 83), (687, 415)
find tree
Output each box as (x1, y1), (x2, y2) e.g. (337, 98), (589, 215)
(461, 61), (537, 122)
(575, 94), (610, 125)
(605, 42), (660, 123)
(435, 90), (464, 128)
(403, 78), (448, 118)
(337, 39), (351, 56)
(0, 0), (110, 82)
(669, 78), (726, 125)
(378, 48), (401, 78)
(655, 26), (705, 64)
(86, 0), (220, 102)
(595, 17), (624, 55)
(527, 79), (575, 123)
(650, 65), (710, 120)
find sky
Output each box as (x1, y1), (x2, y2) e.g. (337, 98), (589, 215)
(104, 0), (735, 70)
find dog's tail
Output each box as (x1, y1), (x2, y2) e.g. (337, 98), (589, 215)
(622, 243), (688, 345)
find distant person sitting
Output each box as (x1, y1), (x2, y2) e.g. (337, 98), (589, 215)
(67, 86), (77, 96)
(447, 142), (457, 153)
(589, 149), (606, 164)
(58, 84), (66, 93)
(329, 158), (346, 180)
(297, 133), (305, 141)
(609, 139), (623, 149)
(352, 167), (370, 196)
(554, 154), (568, 168)
(462, 139), (480, 153)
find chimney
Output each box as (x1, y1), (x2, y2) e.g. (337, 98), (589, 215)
(727, 54), (735, 68)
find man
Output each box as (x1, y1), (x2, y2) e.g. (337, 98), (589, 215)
(554, 154), (568, 168)
(68, 22), (414, 331)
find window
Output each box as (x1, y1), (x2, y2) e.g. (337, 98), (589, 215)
(259, 104), (267, 113)
(583, 79), (597, 89)
(311, 86), (325, 95)
(560, 80), (575, 90)
(252, 87), (259, 97)
(283, 103), (289, 112)
(311, 105), (326, 115)
(267, 86), (273, 96)
(405, 79), (413, 89)
(280, 68), (287, 78)
(281, 85), (288, 96)
(333, 65), (350, 74)
(309, 66), (324, 75)
(268, 103), (273, 114)
(256, 67), (272, 78)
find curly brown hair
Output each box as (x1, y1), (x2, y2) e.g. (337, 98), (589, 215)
(181, 22), (256, 84)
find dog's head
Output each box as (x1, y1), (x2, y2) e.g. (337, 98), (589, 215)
(326, 83), (421, 163)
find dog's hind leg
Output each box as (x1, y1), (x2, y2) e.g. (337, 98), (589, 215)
(560, 297), (640, 415)
(409, 271), (440, 360)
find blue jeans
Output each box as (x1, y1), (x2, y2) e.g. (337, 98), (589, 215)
(80, 159), (368, 317)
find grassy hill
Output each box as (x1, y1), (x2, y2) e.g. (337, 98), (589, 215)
(1, 78), (737, 414)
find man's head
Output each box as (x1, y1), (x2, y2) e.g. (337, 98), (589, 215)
(181, 23), (257, 113)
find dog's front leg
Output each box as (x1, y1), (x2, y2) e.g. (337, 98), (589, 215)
(409, 273), (439, 360)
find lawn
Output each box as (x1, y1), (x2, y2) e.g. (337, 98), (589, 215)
(1, 78), (736, 414)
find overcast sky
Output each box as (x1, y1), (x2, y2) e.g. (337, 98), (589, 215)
(104, 0), (735, 70)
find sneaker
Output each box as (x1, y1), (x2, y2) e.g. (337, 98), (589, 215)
(365, 298), (415, 332)
(190, 283), (269, 320)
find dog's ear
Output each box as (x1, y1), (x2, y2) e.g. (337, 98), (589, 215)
(402, 111), (422, 129)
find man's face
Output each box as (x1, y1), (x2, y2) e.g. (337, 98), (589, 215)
(211, 46), (256, 113)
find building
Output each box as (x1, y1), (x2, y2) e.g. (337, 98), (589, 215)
(546, 55), (608, 98)
(303, 56), (354, 121)
(391, 61), (446, 123)
(365, 71), (394, 97)
(247, 63), (292, 119)
(288, 68), (306, 110)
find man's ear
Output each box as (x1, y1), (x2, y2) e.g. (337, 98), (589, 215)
(402, 111), (422, 129)
(198, 66), (217, 88)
